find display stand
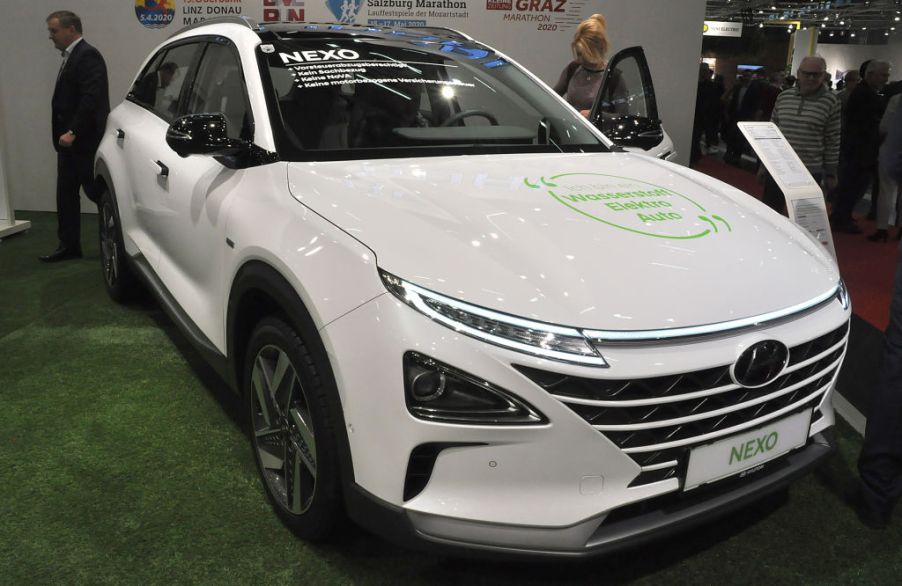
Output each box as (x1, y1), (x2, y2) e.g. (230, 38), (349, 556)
(0, 118), (30, 241)
(738, 122), (836, 261)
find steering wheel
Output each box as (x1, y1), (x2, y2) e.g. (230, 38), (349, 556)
(440, 110), (499, 127)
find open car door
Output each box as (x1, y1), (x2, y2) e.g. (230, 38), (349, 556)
(588, 46), (672, 158)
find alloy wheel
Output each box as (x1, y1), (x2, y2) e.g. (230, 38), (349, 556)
(251, 344), (317, 515)
(100, 201), (119, 288)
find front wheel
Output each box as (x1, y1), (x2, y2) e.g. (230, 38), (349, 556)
(244, 317), (343, 540)
(98, 188), (137, 302)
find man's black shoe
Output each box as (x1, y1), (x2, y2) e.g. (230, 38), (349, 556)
(844, 483), (891, 530)
(39, 245), (83, 263)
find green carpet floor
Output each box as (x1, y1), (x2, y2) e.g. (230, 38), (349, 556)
(0, 212), (898, 585)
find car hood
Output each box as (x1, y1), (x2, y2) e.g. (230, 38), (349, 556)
(287, 152), (839, 331)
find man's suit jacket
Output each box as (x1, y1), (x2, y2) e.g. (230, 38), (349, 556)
(51, 39), (110, 154)
(841, 81), (887, 167)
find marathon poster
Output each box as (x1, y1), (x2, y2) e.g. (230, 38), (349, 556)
(133, 1), (590, 40)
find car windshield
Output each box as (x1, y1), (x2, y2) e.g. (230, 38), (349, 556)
(259, 31), (608, 161)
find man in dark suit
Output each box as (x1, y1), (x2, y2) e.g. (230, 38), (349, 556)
(830, 60), (891, 234)
(847, 98), (902, 529)
(41, 10), (110, 262)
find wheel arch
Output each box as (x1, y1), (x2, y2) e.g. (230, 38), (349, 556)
(94, 157), (113, 199)
(227, 260), (356, 487)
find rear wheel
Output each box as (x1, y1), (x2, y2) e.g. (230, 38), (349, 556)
(98, 189), (137, 302)
(245, 316), (343, 540)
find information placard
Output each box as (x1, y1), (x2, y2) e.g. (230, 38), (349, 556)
(738, 122), (836, 260)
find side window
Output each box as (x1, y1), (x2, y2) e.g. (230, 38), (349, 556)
(129, 43), (198, 122)
(591, 47), (663, 151)
(186, 42), (252, 140)
(129, 51), (164, 107)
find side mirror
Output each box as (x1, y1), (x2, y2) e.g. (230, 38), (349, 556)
(166, 113), (245, 157)
(594, 114), (664, 150)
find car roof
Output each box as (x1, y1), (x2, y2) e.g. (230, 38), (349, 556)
(171, 16), (476, 45)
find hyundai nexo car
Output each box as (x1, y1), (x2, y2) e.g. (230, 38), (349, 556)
(94, 17), (849, 558)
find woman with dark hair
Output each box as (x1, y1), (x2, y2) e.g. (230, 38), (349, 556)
(553, 13), (609, 117)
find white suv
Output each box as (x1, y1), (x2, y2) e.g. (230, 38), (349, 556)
(94, 17), (849, 558)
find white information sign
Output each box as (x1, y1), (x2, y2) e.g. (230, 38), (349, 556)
(738, 122), (836, 261)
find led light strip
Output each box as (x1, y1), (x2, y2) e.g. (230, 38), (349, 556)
(584, 285), (842, 343)
(394, 278), (609, 367)
(382, 271), (845, 366)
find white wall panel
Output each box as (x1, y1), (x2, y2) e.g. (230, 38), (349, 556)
(792, 31), (902, 79)
(0, 0), (704, 212)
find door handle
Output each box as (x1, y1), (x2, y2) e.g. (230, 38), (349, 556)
(116, 128), (125, 139)
(155, 160), (169, 177)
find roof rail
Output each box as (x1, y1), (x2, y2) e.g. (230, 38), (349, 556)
(407, 26), (474, 41)
(169, 16), (260, 38)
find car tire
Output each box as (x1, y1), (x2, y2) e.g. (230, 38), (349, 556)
(98, 188), (137, 302)
(244, 316), (343, 540)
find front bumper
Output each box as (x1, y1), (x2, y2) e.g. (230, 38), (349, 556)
(322, 288), (847, 556)
(346, 429), (834, 559)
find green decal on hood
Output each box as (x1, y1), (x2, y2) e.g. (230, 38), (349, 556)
(525, 173), (732, 240)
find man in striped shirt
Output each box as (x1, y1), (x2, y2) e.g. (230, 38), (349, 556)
(760, 55), (841, 214)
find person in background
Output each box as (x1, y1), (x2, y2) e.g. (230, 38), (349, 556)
(827, 71), (860, 206)
(838, 70), (861, 114)
(847, 97), (902, 529)
(758, 56), (840, 214)
(40, 10), (109, 263)
(554, 13), (609, 117)
(756, 70), (785, 122)
(867, 93), (901, 242)
(782, 74), (796, 90)
(870, 77), (902, 220)
(831, 60), (891, 233)
(723, 70), (762, 165)
(706, 73), (725, 151)
(691, 62), (717, 166)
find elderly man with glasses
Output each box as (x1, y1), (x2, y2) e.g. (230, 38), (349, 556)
(758, 55), (841, 215)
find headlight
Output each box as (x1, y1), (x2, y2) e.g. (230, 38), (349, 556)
(837, 279), (850, 310)
(404, 352), (546, 425)
(380, 270), (608, 367)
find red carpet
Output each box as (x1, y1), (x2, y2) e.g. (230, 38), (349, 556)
(693, 155), (898, 332)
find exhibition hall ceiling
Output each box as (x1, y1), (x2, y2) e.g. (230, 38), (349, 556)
(707, 0), (902, 34)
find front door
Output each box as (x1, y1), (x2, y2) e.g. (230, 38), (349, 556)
(145, 38), (255, 347)
(588, 46), (665, 154)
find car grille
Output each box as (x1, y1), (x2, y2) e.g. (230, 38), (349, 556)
(515, 321), (848, 487)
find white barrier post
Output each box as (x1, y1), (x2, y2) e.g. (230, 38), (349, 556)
(0, 107), (31, 240)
